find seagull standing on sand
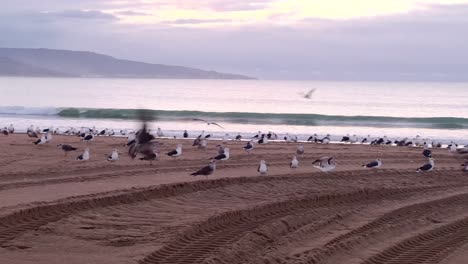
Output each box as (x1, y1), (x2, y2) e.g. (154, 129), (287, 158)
(191, 160), (216, 178)
(290, 156), (299, 168)
(167, 144), (182, 158)
(76, 148), (90, 161)
(462, 161), (468, 172)
(198, 138), (207, 149)
(1, 127), (8, 135)
(216, 144), (225, 155)
(212, 147), (230, 161)
(82, 133), (94, 143)
(156, 128), (164, 137)
(258, 160), (268, 175)
(417, 158), (435, 172)
(27, 130), (38, 138)
(7, 124), (14, 134)
(362, 158), (382, 169)
(312, 157), (337, 172)
(243, 140), (255, 154)
(235, 134), (242, 141)
(33, 134), (48, 145)
(58, 144), (78, 156)
(183, 130), (189, 138)
(258, 135), (268, 144)
(107, 149), (119, 162)
(449, 143), (457, 153)
(422, 149), (432, 158)
(296, 144), (305, 156)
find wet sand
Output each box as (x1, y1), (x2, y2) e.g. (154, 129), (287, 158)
(0, 134), (467, 264)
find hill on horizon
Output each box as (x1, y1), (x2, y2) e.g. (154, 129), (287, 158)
(0, 48), (254, 80)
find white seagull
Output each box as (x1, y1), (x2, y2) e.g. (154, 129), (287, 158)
(258, 160), (268, 175)
(212, 147), (230, 161)
(167, 144), (183, 158)
(290, 156), (299, 168)
(77, 148), (90, 161)
(312, 157), (337, 172)
(417, 158), (435, 172)
(107, 149), (119, 162)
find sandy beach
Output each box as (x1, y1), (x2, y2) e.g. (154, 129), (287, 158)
(0, 133), (467, 264)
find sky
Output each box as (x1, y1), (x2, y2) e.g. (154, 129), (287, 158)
(1, 0), (468, 80)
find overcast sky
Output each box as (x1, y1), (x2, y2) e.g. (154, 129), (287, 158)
(1, 0), (468, 80)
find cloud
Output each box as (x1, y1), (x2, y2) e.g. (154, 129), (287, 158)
(0, 2), (467, 80)
(41, 10), (118, 20)
(115, 10), (151, 16)
(165, 18), (232, 25)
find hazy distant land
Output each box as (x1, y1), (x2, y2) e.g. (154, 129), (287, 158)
(0, 48), (254, 79)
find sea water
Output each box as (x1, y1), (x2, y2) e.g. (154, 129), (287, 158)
(0, 77), (467, 143)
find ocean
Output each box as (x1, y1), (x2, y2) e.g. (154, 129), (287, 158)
(0, 77), (467, 143)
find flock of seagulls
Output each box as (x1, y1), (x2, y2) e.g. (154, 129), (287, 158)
(2, 121), (467, 177)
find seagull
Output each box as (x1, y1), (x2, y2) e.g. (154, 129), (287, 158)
(212, 147), (230, 161)
(198, 138), (207, 149)
(350, 135), (358, 144)
(462, 161), (468, 172)
(312, 157), (337, 172)
(422, 149), (432, 158)
(258, 135), (268, 144)
(156, 127), (164, 137)
(82, 134), (94, 143)
(235, 134), (242, 141)
(361, 135), (370, 144)
(27, 130), (39, 138)
(290, 156), (299, 168)
(258, 160), (268, 175)
(193, 136), (202, 147)
(191, 160), (216, 178)
(192, 118), (224, 129)
(301, 88), (316, 99)
(296, 144), (305, 156)
(45, 132), (53, 142)
(7, 124), (14, 134)
(183, 130), (189, 138)
(128, 110), (158, 160)
(107, 149), (119, 162)
(1, 127), (8, 136)
(33, 134), (48, 145)
(341, 134), (350, 143)
(167, 144), (182, 158)
(417, 158), (435, 172)
(140, 148), (158, 165)
(216, 144), (225, 155)
(57, 144), (78, 156)
(243, 140), (255, 154)
(362, 158), (382, 169)
(76, 148), (90, 161)
(449, 143), (457, 153)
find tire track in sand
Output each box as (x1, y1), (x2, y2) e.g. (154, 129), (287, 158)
(138, 185), (460, 264)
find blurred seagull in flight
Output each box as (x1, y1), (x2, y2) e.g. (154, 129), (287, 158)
(192, 118), (224, 129)
(300, 88), (316, 99)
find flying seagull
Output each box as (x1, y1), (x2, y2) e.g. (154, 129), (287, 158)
(300, 88), (316, 99)
(192, 118), (224, 129)
(128, 110), (157, 160)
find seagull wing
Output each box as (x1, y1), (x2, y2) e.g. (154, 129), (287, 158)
(210, 122), (224, 129)
(192, 118), (208, 123)
(304, 88), (316, 99)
